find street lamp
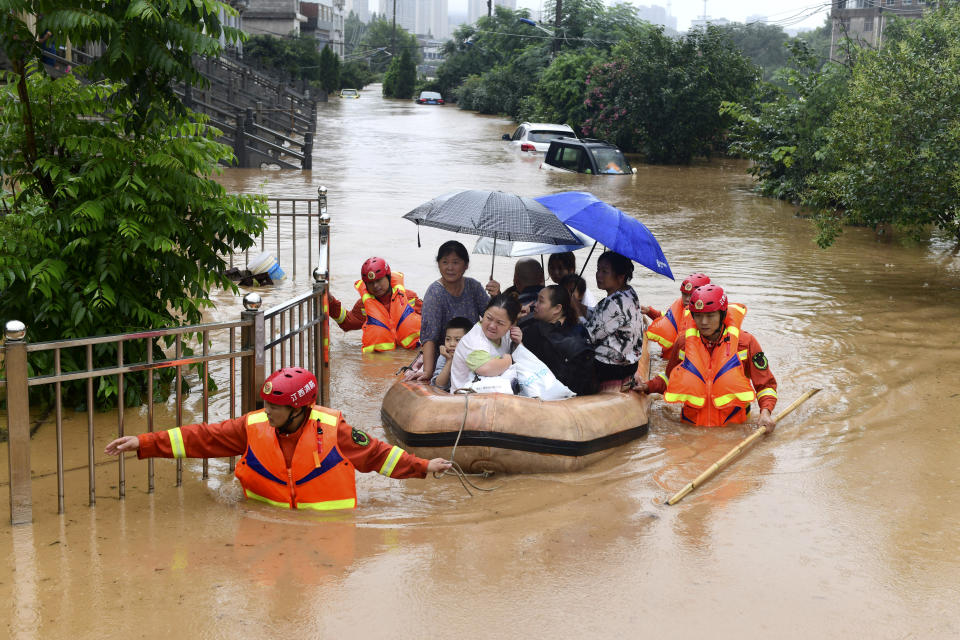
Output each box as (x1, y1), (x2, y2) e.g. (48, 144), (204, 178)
(519, 17), (559, 54)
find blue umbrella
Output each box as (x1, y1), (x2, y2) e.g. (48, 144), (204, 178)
(535, 191), (674, 280)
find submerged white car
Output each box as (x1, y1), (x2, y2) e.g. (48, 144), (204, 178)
(502, 122), (577, 153)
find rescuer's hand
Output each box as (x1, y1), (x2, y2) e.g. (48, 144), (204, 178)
(632, 380), (649, 394)
(508, 325), (522, 344)
(427, 458), (452, 473)
(104, 436), (140, 456)
(485, 279), (501, 296)
(327, 295), (342, 321)
(758, 408), (776, 433)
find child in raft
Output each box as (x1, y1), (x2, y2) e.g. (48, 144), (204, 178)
(432, 317), (474, 391)
(449, 295), (523, 392)
(559, 273), (590, 324)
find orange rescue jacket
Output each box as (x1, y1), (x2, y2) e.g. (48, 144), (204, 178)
(663, 303), (755, 426)
(646, 297), (690, 355)
(354, 272), (421, 353)
(234, 406), (358, 510)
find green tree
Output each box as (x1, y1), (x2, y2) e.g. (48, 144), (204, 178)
(719, 22), (791, 81)
(243, 33), (324, 85)
(582, 24), (758, 164)
(518, 48), (605, 130)
(436, 7), (541, 99)
(318, 44), (341, 94)
(722, 41), (850, 202)
(0, 2), (268, 406)
(2, 0), (241, 131)
(358, 17), (420, 73)
(340, 59), (375, 90)
(804, 7), (960, 246)
(456, 44), (550, 116)
(382, 48), (416, 98)
(795, 18), (832, 69)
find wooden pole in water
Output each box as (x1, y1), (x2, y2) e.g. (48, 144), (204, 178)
(666, 388), (821, 506)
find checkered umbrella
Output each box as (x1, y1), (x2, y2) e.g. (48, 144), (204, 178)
(404, 190), (582, 279)
(403, 189), (580, 245)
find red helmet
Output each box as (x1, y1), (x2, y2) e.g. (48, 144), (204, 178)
(260, 367), (318, 408)
(681, 273), (710, 294)
(689, 285), (727, 313)
(361, 257), (391, 283)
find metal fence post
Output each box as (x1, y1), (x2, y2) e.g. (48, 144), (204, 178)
(303, 132), (313, 171)
(316, 186), (331, 405)
(5, 321), (32, 525)
(233, 109), (248, 168)
(240, 293), (266, 414)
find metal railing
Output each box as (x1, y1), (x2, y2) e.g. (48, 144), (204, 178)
(230, 192), (327, 279)
(3, 190), (333, 525)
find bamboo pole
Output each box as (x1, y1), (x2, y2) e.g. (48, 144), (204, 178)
(666, 388), (821, 506)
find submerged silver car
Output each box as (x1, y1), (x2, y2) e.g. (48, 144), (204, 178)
(502, 122), (577, 153)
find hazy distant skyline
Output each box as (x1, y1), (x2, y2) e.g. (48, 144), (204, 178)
(370, 0), (830, 33)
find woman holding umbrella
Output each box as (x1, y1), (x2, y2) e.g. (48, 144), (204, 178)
(585, 251), (646, 392)
(410, 240), (500, 382)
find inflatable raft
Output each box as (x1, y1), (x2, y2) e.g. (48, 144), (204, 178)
(380, 343), (651, 474)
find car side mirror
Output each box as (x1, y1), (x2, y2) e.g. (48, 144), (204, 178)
(502, 134), (511, 141)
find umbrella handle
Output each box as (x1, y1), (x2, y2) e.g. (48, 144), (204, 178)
(578, 241), (599, 278)
(490, 237), (496, 282)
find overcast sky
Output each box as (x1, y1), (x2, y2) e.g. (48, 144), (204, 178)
(442, 0), (831, 33)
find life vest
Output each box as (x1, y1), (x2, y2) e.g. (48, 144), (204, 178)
(663, 303), (755, 427)
(646, 297), (690, 356)
(234, 406), (358, 510)
(354, 272), (421, 353)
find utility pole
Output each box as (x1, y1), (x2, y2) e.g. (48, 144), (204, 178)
(392, 0), (397, 55)
(487, 0), (492, 18)
(554, 0), (562, 54)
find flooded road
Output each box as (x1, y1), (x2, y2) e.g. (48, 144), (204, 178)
(3, 86), (960, 638)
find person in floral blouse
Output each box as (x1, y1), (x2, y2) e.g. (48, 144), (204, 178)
(584, 251), (646, 392)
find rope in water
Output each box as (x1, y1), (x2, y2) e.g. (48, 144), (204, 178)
(432, 393), (499, 496)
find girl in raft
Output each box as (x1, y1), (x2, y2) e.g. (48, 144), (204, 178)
(519, 285), (598, 395)
(449, 295), (522, 392)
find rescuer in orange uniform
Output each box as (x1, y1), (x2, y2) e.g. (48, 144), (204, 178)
(104, 367), (451, 510)
(328, 257), (422, 353)
(644, 272), (711, 359)
(635, 285), (779, 431)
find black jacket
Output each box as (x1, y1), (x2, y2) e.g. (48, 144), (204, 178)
(519, 317), (599, 396)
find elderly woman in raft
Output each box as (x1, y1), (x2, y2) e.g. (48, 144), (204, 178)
(411, 240), (499, 383)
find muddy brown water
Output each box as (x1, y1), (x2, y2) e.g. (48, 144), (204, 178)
(3, 86), (960, 638)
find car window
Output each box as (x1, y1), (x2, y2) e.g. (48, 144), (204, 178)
(512, 126), (525, 141)
(558, 146), (583, 171)
(590, 148), (631, 174)
(420, 91), (442, 99)
(529, 130), (572, 143)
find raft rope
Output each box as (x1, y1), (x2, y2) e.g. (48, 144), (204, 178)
(432, 393), (500, 497)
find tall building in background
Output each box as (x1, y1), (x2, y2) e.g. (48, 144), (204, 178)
(635, 4), (677, 31)
(416, 0), (448, 38)
(347, 0), (370, 23)
(468, 0), (514, 26)
(379, 0), (417, 32)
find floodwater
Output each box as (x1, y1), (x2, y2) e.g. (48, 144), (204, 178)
(3, 85), (960, 638)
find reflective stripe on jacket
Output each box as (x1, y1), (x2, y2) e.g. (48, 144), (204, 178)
(354, 272), (421, 353)
(646, 297), (688, 351)
(664, 303), (755, 426)
(234, 406), (358, 510)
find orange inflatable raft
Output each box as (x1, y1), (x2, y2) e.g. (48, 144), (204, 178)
(380, 342), (651, 474)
